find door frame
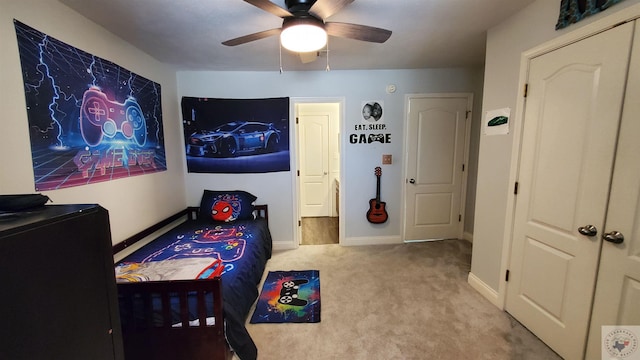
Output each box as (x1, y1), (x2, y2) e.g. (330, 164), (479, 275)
(401, 93), (473, 242)
(291, 97), (345, 246)
(495, 5), (640, 310)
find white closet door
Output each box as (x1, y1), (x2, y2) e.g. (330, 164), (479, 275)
(585, 21), (640, 360)
(506, 22), (633, 359)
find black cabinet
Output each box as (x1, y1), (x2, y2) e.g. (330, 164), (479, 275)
(0, 204), (124, 360)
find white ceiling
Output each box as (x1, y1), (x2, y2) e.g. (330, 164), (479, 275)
(58, 0), (536, 71)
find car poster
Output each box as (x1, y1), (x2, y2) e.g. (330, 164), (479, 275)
(181, 97), (290, 173)
(13, 20), (167, 191)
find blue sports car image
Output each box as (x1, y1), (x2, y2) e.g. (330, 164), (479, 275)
(186, 121), (281, 157)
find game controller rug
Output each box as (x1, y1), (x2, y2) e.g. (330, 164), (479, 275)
(250, 270), (320, 323)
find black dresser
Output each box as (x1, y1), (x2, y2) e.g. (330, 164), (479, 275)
(0, 204), (124, 360)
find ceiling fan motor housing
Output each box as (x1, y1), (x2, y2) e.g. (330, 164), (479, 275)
(285, 0), (318, 13)
(282, 15), (325, 30)
(222, 0), (391, 49)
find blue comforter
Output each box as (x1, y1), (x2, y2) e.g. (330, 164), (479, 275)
(117, 217), (272, 360)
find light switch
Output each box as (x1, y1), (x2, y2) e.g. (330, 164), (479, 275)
(382, 154), (392, 164)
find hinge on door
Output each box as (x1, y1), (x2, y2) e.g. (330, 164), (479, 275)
(505, 270), (510, 282)
(524, 84), (528, 98)
(297, 170), (300, 176)
(298, 220), (301, 227)
(462, 164), (465, 172)
(514, 181), (519, 195)
(296, 117), (299, 124)
(458, 214), (462, 222)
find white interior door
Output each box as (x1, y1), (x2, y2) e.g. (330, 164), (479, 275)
(585, 21), (640, 360)
(506, 23), (633, 360)
(404, 95), (469, 241)
(299, 114), (329, 217)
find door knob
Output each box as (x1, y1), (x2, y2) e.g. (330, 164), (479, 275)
(578, 225), (597, 237)
(409, 179), (416, 184)
(603, 231), (624, 244)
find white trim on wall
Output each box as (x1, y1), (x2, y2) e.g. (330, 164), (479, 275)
(272, 242), (298, 251)
(343, 235), (402, 246)
(468, 272), (501, 308)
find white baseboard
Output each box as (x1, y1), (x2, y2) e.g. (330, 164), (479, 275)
(272, 235), (402, 250)
(467, 272), (502, 309)
(463, 231), (473, 242)
(343, 235), (402, 246)
(272, 241), (297, 251)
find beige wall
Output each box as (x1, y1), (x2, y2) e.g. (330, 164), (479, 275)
(0, 0), (187, 243)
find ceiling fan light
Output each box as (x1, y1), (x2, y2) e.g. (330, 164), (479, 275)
(281, 23), (327, 53)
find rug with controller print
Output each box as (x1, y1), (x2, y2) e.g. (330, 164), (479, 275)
(250, 270), (320, 323)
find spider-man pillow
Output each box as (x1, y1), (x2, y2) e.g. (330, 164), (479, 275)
(199, 190), (257, 223)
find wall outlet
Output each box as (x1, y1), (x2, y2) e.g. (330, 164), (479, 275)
(382, 154), (392, 164)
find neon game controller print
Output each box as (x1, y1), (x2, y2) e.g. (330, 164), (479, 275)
(277, 279), (309, 306)
(80, 87), (147, 147)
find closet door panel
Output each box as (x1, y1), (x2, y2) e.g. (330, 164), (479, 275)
(586, 20), (640, 360)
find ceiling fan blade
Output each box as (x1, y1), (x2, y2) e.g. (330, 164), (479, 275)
(243, 0), (293, 18)
(222, 28), (281, 46)
(298, 51), (319, 63)
(308, 0), (354, 20)
(325, 22), (392, 43)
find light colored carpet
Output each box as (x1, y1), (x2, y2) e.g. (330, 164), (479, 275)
(244, 240), (562, 360)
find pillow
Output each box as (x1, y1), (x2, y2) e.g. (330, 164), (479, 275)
(199, 190), (257, 222)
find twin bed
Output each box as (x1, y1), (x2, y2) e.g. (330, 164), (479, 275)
(112, 190), (272, 360)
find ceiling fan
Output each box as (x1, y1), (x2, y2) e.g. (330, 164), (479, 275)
(222, 0), (392, 54)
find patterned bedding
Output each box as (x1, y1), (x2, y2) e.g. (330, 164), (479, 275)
(116, 217), (272, 360)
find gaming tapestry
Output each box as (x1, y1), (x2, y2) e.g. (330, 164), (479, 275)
(181, 97), (290, 173)
(14, 20), (166, 191)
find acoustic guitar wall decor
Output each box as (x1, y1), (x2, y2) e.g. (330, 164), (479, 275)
(366, 166), (388, 224)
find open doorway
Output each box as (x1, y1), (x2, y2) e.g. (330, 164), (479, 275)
(295, 101), (341, 245)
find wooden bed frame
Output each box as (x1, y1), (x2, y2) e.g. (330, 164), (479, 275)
(112, 205), (268, 360)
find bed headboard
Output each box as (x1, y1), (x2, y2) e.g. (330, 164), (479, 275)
(185, 204), (268, 222)
(254, 204), (268, 221)
(113, 205), (268, 255)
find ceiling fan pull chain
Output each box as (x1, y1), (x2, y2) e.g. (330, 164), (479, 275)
(279, 40), (284, 74)
(326, 39), (330, 72)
